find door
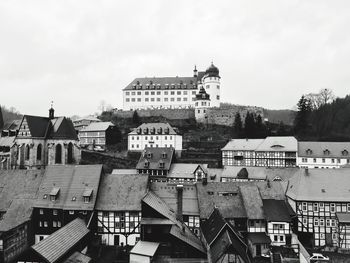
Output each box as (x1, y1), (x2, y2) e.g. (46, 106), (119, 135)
(114, 235), (120, 246)
(286, 234), (292, 246)
(256, 244), (261, 256)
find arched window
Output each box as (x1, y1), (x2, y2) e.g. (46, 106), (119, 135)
(55, 144), (62, 164)
(67, 143), (74, 164)
(37, 144), (42, 161)
(25, 145), (30, 160)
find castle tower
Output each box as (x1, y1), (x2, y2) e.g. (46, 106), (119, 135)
(195, 87), (210, 121)
(202, 62), (220, 107)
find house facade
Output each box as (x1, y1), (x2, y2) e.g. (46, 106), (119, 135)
(72, 116), (101, 131)
(122, 63), (221, 110)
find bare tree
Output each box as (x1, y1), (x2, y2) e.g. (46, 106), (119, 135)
(319, 88), (335, 105)
(305, 89), (335, 110)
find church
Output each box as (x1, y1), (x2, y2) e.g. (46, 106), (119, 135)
(9, 107), (81, 169)
(122, 63), (221, 110)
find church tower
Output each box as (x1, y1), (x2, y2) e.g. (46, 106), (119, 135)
(202, 62), (220, 107)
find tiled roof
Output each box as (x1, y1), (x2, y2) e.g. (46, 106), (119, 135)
(167, 164), (208, 179)
(34, 165), (103, 211)
(80, 122), (114, 132)
(63, 252), (91, 263)
(286, 168), (350, 202)
(239, 185), (264, 220)
(136, 147), (174, 171)
(130, 241), (160, 257)
(170, 224), (206, 254)
(95, 173), (148, 211)
(255, 136), (297, 152)
(247, 232), (271, 244)
(0, 199), (34, 232)
(262, 199), (292, 222)
(123, 77), (198, 91)
(150, 182), (199, 216)
(207, 166), (268, 182)
(298, 141), (350, 158)
(3, 119), (21, 131)
(32, 218), (89, 263)
(112, 169), (138, 174)
(129, 122), (178, 135)
(221, 139), (264, 151)
(200, 208), (227, 245)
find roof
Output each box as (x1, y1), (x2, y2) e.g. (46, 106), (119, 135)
(247, 232), (271, 244)
(0, 169), (45, 212)
(207, 166), (268, 182)
(80, 122), (114, 132)
(255, 136), (297, 152)
(298, 141), (350, 158)
(286, 168), (350, 202)
(34, 165), (103, 211)
(262, 199), (292, 222)
(0, 199), (34, 232)
(239, 185), (264, 220)
(73, 116), (101, 122)
(170, 224), (206, 254)
(201, 208), (227, 245)
(112, 169), (138, 175)
(136, 147), (174, 171)
(336, 213), (350, 224)
(62, 252), (91, 263)
(196, 182), (246, 219)
(129, 122), (179, 135)
(3, 119), (21, 131)
(150, 182), (199, 216)
(141, 218), (174, 225)
(95, 173), (149, 211)
(123, 77), (198, 91)
(167, 164), (208, 179)
(131, 241), (159, 257)
(32, 218), (89, 263)
(0, 136), (15, 147)
(17, 115), (78, 140)
(221, 139), (264, 151)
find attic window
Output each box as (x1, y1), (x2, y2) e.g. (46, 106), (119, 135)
(324, 149), (330, 155)
(159, 161), (165, 168)
(43, 194), (48, 199)
(72, 196), (77, 201)
(50, 188), (60, 201)
(321, 189), (326, 193)
(273, 176), (282, 181)
(207, 191), (214, 195)
(342, 150), (349, 156)
(271, 144), (284, 148)
(162, 152), (167, 159)
(83, 189), (93, 203)
(147, 153), (153, 159)
(218, 191), (238, 196)
(306, 149), (313, 155)
(144, 161), (150, 168)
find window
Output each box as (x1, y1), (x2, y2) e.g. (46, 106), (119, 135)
(280, 236), (284, 242)
(177, 91), (181, 95)
(57, 221), (61, 227)
(320, 219), (324, 226)
(164, 98), (168, 102)
(151, 91), (155, 95)
(274, 235), (278, 242)
(322, 158), (325, 163)
(53, 221), (57, 227)
(145, 91), (149, 95)
(331, 158), (335, 163)
(69, 210), (74, 215)
(313, 158), (316, 163)
(157, 91), (161, 95)
(157, 98), (161, 102)
(314, 218), (319, 226)
(126, 98), (130, 102)
(67, 142), (74, 164)
(177, 98), (181, 101)
(40, 209), (44, 215)
(137, 98), (141, 102)
(217, 95), (220, 100)
(131, 92), (135, 95)
(39, 221), (42, 227)
(164, 91), (168, 95)
(84, 196), (90, 203)
(25, 144), (30, 160)
(337, 158), (341, 163)
(145, 98), (149, 102)
(53, 210), (58, 215)
(302, 202), (307, 211)
(313, 203), (318, 212)
(330, 203), (335, 212)
(137, 91), (141, 95)
(44, 221), (48, 227)
(37, 144), (42, 161)
(55, 144), (62, 164)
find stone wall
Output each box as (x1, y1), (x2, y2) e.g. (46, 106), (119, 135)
(113, 108), (195, 120)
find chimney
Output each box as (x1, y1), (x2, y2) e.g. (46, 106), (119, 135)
(176, 184), (184, 221)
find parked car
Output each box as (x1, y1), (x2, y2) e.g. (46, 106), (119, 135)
(309, 253), (330, 262)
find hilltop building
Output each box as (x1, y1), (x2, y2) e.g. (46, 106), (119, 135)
(72, 116), (101, 131)
(122, 63), (221, 110)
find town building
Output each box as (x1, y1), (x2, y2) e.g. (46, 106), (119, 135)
(194, 87), (211, 121)
(9, 107), (81, 169)
(95, 173), (148, 246)
(136, 147), (174, 176)
(32, 165), (103, 243)
(0, 120), (20, 170)
(286, 168), (350, 248)
(222, 136), (298, 168)
(128, 123), (182, 154)
(297, 141), (350, 168)
(122, 63), (221, 111)
(79, 122), (121, 150)
(72, 116), (101, 131)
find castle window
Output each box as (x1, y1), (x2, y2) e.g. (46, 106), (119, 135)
(157, 91), (161, 95)
(36, 144), (42, 161)
(217, 95), (220, 100)
(126, 98), (130, 102)
(25, 144), (30, 160)
(55, 144), (62, 164)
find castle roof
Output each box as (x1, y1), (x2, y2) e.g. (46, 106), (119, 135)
(123, 77), (198, 91)
(195, 87), (210, 101)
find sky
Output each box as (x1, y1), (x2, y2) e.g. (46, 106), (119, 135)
(1, 0), (350, 117)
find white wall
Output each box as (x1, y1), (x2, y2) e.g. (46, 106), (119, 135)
(202, 76), (220, 107)
(128, 134), (182, 151)
(297, 157), (349, 168)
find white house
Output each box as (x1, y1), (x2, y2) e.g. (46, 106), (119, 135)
(297, 141), (350, 169)
(128, 123), (182, 154)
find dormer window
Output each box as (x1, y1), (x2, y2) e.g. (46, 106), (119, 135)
(342, 150), (349, 156)
(159, 161), (165, 168)
(43, 194), (48, 199)
(306, 149), (313, 155)
(83, 189), (93, 203)
(144, 161), (150, 168)
(324, 149), (330, 155)
(162, 152), (167, 159)
(72, 196), (77, 201)
(147, 153), (153, 159)
(50, 187), (60, 201)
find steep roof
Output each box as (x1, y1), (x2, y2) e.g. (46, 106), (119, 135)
(298, 141), (350, 158)
(95, 173), (149, 211)
(136, 147), (174, 171)
(167, 163), (208, 179)
(262, 199), (292, 222)
(129, 122), (179, 135)
(0, 136), (15, 147)
(221, 139), (264, 151)
(3, 119), (21, 131)
(150, 182), (199, 216)
(34, 165), (103, 211)
(201, 208), (227, 245)
(207, 166), (268, 182)
(32, 218), (89, 263)
(255, 136), (297, 152)
(123, 77), (198, 91)
(0, 199), (34, 232)
(80, 122), (114, 132)
(286, 168), (350, 202)
(239, 185), (265, 220)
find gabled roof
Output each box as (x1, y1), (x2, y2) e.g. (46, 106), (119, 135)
(286, 168), (350, 202)
(150, 182), (199, 216)
(167, 163), (208, 179)
(136, 147), (174, 171)
(34, 165), (103, 211)
(262, 199), (292, 222)
(221, 139), (264, 151)
(95, 173), (149, 211)
(255, 136), (297, 152)
(129, 122), (179, 135)
(239, 185), (264, 220)
(247, 232), (271, 245)
(201, 208), (227, 245)
(298, 141), (350, 158)
(80, 122), (114, 132)
(123, 77), (198, 91)
(32, 218), (89, 263)
(0, 199), (34, 232)
(3, 119), (21, 131)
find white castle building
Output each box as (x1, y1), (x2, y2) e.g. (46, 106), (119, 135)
(122, 63), (221, 110)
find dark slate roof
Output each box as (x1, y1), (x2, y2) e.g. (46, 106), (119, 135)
(95, 173), (149, 211)
(0, 199), (34, 232)
(247, 232), (271, 244)
(18, 115), (78, 140)
(123, 77), (198, 91)
(239, 185), (264, 220)
(3, 119), (21, 131)
(32, 218), (89, 263)
(129, 122), (179, 135)
(80, 122), (114, 132)
(201, 208), (227, 245)
(262, 199), (292, 222)
(136, 147), (174, 171)
(34, 165), (103, 211)
(62, 252), (91, 263)
(298, 141), (350, 158)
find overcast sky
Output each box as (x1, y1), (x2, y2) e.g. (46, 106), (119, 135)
(1, 0), (350, 117)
